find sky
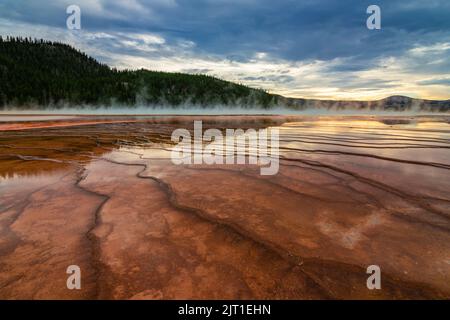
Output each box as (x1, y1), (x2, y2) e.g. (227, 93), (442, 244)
(0, 0), (449, 100)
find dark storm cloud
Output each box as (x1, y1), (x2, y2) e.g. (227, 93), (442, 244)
(1, 0), (449, 62)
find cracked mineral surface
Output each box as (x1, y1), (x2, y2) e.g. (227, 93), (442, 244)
(0, 115), (449, 299)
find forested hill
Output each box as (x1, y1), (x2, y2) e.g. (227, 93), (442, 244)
(0, 37), (278, 108)
(1, 37), (449, 112)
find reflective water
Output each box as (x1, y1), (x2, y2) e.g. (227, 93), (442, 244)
(0, 115), (449, 299)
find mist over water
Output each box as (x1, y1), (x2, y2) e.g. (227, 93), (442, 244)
(0, 104), (447, 117)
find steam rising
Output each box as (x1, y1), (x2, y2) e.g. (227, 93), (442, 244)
(1, 95), (449, 116)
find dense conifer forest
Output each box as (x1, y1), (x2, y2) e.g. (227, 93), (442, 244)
(0, 37), (278, 108)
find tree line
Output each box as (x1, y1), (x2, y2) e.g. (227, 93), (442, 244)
(0, 36), (278, 109)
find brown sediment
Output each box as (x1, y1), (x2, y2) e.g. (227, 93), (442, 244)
(0, 168), (104, 299)
(74, 167), (111, 299)
(136, 164), (450, 299)
(0, 115), (449, 299)
(0, 119), (144, 131)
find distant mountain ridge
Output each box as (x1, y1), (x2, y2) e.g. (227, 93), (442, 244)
(0, 36), (449, 112)
(279, 95), (450, 112)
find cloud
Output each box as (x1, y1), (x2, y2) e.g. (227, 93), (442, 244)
(0, 0), (449, 99)
(418, 77), (450, 86)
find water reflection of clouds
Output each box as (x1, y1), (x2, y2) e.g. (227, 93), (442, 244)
(0, 170), (65, 187)
(278, 120), (450, 199)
